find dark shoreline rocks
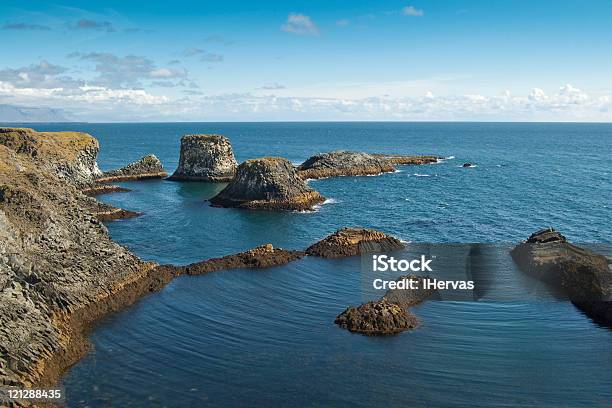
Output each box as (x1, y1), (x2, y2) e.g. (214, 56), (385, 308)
(372, 153), (441, 166)
(297, 151), (395, 180)
(306, 227), (405, 258)
(210, 157), (325, 211)
(169, 134), (237, 181)
(96, 154), (167, 183)
(511, 228), (612, 325)
(82, 184), (132, 196)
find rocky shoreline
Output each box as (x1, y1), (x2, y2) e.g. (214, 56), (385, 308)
(511, 228), (612, 325)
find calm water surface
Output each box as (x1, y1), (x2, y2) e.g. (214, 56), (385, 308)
(19, 122), (612, 407)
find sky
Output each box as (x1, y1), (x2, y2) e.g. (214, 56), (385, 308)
(1, 0), (612, 122)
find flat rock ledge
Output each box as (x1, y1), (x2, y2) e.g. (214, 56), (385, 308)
(160, 244), (305, 276)
(210, 157), (325, 211)
(511, 228), (612, 325)
(96, 154), (167, 183)
(306, 227), (405, 258)
(82, 184), (131, 196)
(169, 134), (237, 181)
(297, 151), (395, 180)
(335, 299), (418, 335)
(372, 153), (441, 166)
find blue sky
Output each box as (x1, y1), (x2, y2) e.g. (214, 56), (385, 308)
(1, 0), (612, 121)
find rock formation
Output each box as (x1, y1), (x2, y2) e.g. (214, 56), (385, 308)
(0, 127), (102, 188)
(209, 157), (325, 211)
(297, 151), (395, 179)
(306, 227), (405, 258)
(169, 134), (237, 181)
(372, 153), (440, 166)
(383, 275), (436, 308)
(96, 154), (167, 182)
(511, 228), (612, 325)
(82, 185), (132, 196)
(158, 244), (305, 276)
(334, 299), (418, 335)
(462, 162), (473, 168)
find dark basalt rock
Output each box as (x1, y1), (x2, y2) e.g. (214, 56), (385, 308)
(335, 299), (418, 335)
(209, 157), (325, 211)
(82, 184), (132, 196)
(169, 134), (237, 181)
(96, 154), (167, 182)
(462, 162), (473, 168)
(297, 151), (395, 179)
(306, 227), (405, 258)
(511, 228), (612, 325)
(372, 153), (441, 166)
(172, 244), (305, 275)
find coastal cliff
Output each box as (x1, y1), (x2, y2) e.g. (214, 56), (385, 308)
(210, 157), (325, 211)
(169, 134), (237, 181)
(0, 127), (102, 188)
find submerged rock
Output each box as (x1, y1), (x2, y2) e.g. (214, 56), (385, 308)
(372, 153), (440, 166)
(306, 227), (405, 258)
(297, 151), (395, 179)
(511, 228), (612, 325)
(462, 162), (473, 168)
(96, 154), (167, 182)
(335, 299), (418, 335)
(169, 134), (237, 181)
(209, 157), (325, 211)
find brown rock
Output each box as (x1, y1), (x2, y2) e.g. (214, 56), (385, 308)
(96, 154), (167, 182)
(334, 299), (418, 335)
(372, 153), (440, 166)
(297, 151), (395, 180)
(306, 227), (405, 258)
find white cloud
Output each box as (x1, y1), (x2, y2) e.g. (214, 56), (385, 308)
(281, 13), (319, 36)
(402, 6), (424, 17)
(336, 19), (350, 27)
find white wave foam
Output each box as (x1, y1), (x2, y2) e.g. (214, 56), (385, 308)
(413, 173), (435, 177)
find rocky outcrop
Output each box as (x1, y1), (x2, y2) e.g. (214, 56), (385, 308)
(169, 134), (237, 181)
(306, 227), (405, 258)
(96, 154), (167, 183)
(372, 153), (440, 166)
(511, 228), (612, 325)
(297, 151), (395, 180)
(158, 244), (305, 276)
(334, 299), (418, 335)
(0, 127), (102, 188)
(210, 157), (325, 211)
(82, 185), (132, 196)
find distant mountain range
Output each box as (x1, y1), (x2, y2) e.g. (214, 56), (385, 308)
(0, 104), (75, 123)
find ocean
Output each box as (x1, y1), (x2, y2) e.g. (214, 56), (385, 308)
(18, 122), (612, 407)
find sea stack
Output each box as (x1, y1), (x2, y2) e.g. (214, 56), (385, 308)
(297, 151), (395, 180)
(169, 134), (237, 181)
(96, 154), (167, 182)
(209, 157), (325, 211)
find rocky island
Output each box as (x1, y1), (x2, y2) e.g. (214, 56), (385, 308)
(334, 299), (419, 335)
(511, 228), (612, 325)
(297, 151), (395, 179)
(371, 153), (441, 166)
(95, 154), (167, 183)
(209, 157), (325, 211)
(169, 134), (237, 181)
(306, 227), (405, 258)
